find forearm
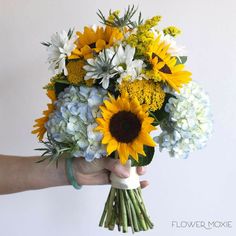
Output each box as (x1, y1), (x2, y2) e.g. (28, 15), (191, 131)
(0, 155), (70, 194)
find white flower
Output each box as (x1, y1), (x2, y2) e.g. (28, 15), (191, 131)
(47, 30), (76, 75)
(112, 45), (144, 83)
(46, 85), (108, 161)
(155, 81), (213, 159)
(83, 48), (118, 89)
(83, 45), (145, 89)
(151, 30), (185, 57)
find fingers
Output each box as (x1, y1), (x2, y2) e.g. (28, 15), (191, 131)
(136, 166), (147, 175)
(103, 159), (130, 178)
(140, 180), (149, 189)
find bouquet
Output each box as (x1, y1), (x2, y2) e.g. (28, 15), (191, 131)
(32, 5), (213, 233)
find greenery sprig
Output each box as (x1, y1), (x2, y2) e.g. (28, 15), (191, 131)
(97, 5), (143, 29)
(35, 134), (74, 167)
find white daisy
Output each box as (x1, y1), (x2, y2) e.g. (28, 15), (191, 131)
(83, 48), (118, 89)
(47, 30), (76, 75)
(112, 44), (144, 83)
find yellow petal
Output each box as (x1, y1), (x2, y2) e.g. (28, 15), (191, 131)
(137, 131), (156, 147)
(128, 145), (139, 162)
(107, 139), (118, 155)
(131, 140), (146, 156)
(95, 39), (106, 51)
(102, 133), (113, 144)
(118, 143), (129, 165)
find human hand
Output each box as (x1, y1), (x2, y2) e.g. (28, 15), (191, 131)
(73, 158), (149, 189)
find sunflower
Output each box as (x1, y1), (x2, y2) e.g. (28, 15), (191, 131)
(95, 94), (156, 165)
(146, 35), (192, 92)
(31, 89), (56, 141)
(69, 26), (123, 59)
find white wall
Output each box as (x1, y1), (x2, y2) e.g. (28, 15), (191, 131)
(0, 0), (235, 235)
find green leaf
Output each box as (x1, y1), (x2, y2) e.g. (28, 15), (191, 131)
(131, 145), (155, 167)
(151, 93), (174, 125)
(176, 56), (187, 65)
(54, 82), (69, 98)
(41, 41), (51, 47)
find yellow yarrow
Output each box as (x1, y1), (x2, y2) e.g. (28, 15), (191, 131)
(119, 79), (165, 111)
(66, 60), (86, 85)
(125, 16), (162, 57)
(163, 26), (181, 37)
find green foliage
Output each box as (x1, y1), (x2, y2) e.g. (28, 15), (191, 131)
(131, 145), (155, 167)
(35, 134), (73, 167)
(54, 82), (69, 98)
(176, 56), (187, 65)
(67, 28), (74, 39)
(97, 5), (143, 29)
(150, 93), (175, 126)
(41, 41), (51, 47)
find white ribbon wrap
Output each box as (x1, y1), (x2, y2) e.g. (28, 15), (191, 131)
(110, 160), (140, 190)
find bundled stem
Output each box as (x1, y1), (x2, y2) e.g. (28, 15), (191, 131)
(99, 187), (153, 233)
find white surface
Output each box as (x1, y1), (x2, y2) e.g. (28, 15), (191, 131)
(0, 0), (236, 235)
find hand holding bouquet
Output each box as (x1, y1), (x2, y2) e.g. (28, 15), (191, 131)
(32, 5), (213, 233)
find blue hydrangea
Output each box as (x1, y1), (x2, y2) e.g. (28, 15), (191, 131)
(155, 81), (213, 159)
(46, 85), (108, 161)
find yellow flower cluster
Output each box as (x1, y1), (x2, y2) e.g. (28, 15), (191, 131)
(67, 59), (94, 86)
(67, 59), (86, 85)
(119, 79), (165, 111)
(125, 16), (161, 56)
(163, 26), (181, 37)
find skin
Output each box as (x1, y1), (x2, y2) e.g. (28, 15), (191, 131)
(0, 155), (148, 195)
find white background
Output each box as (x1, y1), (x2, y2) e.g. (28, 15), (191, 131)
(0, 0), (235, 235)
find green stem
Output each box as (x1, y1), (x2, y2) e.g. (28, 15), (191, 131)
(99, 188), (112, 227)
(105, 187), (116, 228)
(125, 190), (139, 232)
(108, 205), (116, 231)
(115, 189), (121, 231)
(134, 189), (154, 229)
(128, 189), (148, 231)
(124, 190), (134, 233)
(119, 190), (128, 233)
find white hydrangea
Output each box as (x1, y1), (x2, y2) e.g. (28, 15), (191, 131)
(46, 85), (107, 161)
(47, 30), (76, 75)
(155, 81), (213, 159)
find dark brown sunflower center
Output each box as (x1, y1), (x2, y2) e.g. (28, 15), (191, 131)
(109, 111), (141, 143)
(152, 53), (172, 74)
(89, 42), (96, 48)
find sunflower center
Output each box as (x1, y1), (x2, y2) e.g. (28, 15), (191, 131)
(89, 42), (96, 48)
(152, 53), (172, 74)
(109, 111), (141, 143)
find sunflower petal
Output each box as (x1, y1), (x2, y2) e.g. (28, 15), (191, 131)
(138, 131), (156, 147)
(118, 143), (129, 165)
(107, 139), (118, 155)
